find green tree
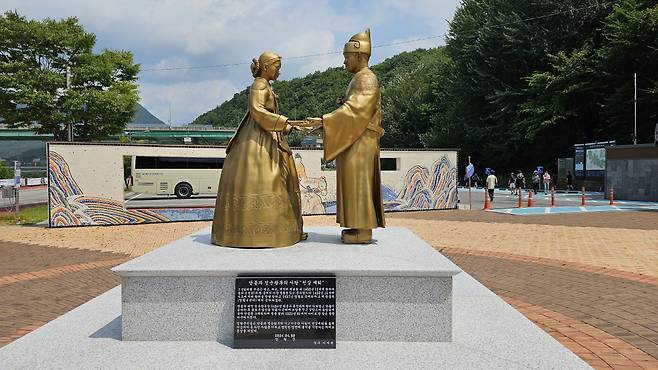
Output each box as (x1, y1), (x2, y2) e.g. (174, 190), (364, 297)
(287, 129), (304, 147)
(379, 48), (452, 148)
(0, 162), (13, 179)
(520, 0), (658, 147)
(519, 46), (600, 160)
(428, 0), (612, 171)
(598, 0), (658, 143)
(0, 11), (140, 141)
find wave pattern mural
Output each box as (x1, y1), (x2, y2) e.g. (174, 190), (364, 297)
(48, 145), (458, 227)
(49, 151), (169, 227)
(392, 156), (457, 211)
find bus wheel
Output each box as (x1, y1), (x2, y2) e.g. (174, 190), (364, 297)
(174, 183), (193, 199)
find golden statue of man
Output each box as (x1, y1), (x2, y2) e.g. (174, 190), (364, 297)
(307, 28), (386, 243)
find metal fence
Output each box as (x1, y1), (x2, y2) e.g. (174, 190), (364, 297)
(0, 185), (16, 211)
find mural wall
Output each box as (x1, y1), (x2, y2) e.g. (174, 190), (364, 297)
(48, 143), (457, 227)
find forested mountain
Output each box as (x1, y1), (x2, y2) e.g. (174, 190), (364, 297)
(192, 47), (450, 148)
(193, 0), (658, 173)
(130, 103), (166, 126)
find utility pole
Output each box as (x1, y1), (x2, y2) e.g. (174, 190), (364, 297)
(634, 73), (638, 145)
(169, 103), (172, 128)
(66, 66), (73, 142)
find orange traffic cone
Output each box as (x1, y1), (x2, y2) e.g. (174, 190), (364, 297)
(518, 190), (523, 208)
(528, 191), (534, 207)
(609, 187), (614, 205)
(551, 187), (555, 208)
(484, 190), (491, 210)
(581, 187), (586, 206)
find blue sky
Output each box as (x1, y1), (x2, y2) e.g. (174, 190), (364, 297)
(3, 1), (461, 125)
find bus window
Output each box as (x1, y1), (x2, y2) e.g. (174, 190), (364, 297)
(157, 157), (188, 169)
(135, 156), (157, 169)
(188, 157), (224, 169)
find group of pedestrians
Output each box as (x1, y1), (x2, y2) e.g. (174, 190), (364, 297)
(507, 170), (555, 195)
(509, 170), (525, 196)
(531, 171), (553, 194)
(475, 167), (568, 203)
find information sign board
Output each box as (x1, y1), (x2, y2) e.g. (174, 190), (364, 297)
(234, 276), (336, 349)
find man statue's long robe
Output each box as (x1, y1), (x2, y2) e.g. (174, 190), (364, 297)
(322, 68), (385, 229)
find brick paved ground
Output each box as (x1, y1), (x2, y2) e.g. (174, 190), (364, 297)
(1, 210), (657, 370)
(0, 241), (129, 348)
(445, 252), (658, 368)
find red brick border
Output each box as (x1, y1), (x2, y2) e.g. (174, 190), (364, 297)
(0, 258), (129, 286)
(503, 296), (658, 370)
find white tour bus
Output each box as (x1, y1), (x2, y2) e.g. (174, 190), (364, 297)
(131, 156), (224, 198)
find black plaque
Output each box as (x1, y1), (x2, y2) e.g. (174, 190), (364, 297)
(234, 276), (336, 349)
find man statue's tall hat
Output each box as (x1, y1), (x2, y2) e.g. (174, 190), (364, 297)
(343, 28), (371, 56)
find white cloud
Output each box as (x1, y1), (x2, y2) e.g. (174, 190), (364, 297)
(139, 79), (238, 125)
(3, 0), (461, 123)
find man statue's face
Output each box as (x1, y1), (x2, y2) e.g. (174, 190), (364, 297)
(343, 52), (360, 73)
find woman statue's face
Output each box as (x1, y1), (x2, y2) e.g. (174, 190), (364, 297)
(264, 60), (281, 81)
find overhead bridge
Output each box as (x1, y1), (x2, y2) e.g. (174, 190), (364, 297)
(124, 127), (235, 144)
(0, 129), (54, 141)
(0, 127), (236, 144)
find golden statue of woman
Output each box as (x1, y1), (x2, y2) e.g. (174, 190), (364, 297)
(305, 29), (386, 244)
(211, 52), (306, 248)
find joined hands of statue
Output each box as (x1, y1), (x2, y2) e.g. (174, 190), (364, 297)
(300, 117), (323, 135)
(287, 119), (321, 135)
(288, 118), (322, 128)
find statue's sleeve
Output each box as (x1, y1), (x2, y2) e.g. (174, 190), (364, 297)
(322, 71), (379, 162)
(248, 80), (288, 132)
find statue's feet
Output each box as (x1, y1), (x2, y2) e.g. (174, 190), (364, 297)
(300, 232), (308, 241)
(342, 229), (372, 244)
(341, 228), (355, 242)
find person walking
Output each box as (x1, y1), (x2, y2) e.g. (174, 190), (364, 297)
(515, 170), (525, 194)
(566, 171), (574, 191)
(509, 172), (516, 195)
(543, 171), (551, 194)
(532, 170), (541, 194)
(486, 170), (498, 202)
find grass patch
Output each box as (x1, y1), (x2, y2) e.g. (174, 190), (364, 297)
(0, 204), (48, 225)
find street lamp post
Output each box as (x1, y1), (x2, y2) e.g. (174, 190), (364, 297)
(634, 73), (637, 145)
(13, 161), (20, 215)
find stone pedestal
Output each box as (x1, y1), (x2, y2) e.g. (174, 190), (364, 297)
(112, 227), (461, 344)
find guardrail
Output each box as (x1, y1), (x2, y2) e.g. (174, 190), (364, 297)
(0, 178), (48, 187)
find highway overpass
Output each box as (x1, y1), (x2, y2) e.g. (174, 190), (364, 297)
(0, 126), (236, 144)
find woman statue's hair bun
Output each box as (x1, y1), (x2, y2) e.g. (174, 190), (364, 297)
(250, 58), (260, 77)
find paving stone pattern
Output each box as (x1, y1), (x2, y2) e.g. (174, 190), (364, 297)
(0, 242), (129, 348)
(445, 251), (658, 369)
(2, 211), (658, 370)
(0, 241), (127, 275)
